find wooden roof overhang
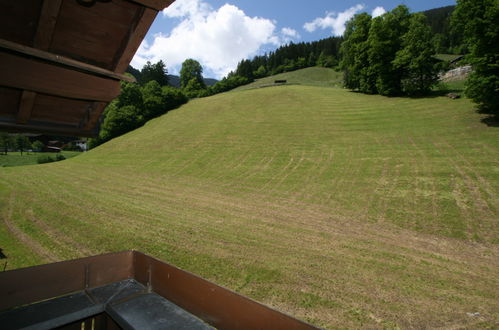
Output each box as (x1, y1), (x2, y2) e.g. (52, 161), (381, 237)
(0, 0), (174, 137)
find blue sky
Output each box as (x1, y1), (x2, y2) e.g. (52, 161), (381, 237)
(132, 0), (456, 79)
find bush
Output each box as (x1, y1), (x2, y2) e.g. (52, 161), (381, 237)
(37, 155), (54, 164)
(37, 154), (65, 164)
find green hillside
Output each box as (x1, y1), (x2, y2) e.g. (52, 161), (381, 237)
(233, 67), (343, 91)
(1, 85), (498, 328)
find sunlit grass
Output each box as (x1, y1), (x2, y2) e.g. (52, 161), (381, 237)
(0, 84), (497, 328)
(0, 151), (81, 167)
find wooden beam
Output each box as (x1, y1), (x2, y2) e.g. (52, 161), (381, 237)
(16, 91), (37, 124)
(0, 120), (99, 138)
(0, 51), (121, 102)
(79, 101), (107, 131)
(0, 39), (135, 82)
(127, 0), (175, 11)
(34, 0), (63, 50)
(113, 8), (158, 73)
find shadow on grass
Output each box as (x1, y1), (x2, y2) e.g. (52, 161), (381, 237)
(481, 116), (499, 127)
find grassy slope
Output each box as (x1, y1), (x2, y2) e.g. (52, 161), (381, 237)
(435, 53), (463, 62)
(0, 82), (498, 328)
(233, 67), (343, 91)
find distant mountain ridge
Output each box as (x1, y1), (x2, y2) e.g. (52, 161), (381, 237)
(126, 65), (218, 88)
(167, 75), (218, 88)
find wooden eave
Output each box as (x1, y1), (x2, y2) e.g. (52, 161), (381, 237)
(0, 0), (175, 137)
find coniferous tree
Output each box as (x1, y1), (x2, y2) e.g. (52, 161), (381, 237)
(140, 60), (169, 86)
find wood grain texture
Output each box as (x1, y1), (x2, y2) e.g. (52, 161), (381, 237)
(34, 0), (63, 50)
(128, 0), (175, 11)
(0, 52), (121, 102)
(16, 91), (37, 124)
(114, 8), (157, 73)
(0, 39), (134, 82)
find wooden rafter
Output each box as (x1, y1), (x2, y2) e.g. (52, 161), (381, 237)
(0, 39), (135, 82)
(79, 101), (107, 131)
(128, 0), (175, 11)
(0, 52), (121, 102)
(0, 120), (98, 138)
(16, 91), (37, 124)
(14, 0), (62, 126)
(113, 7), (158, 73)
(34, 0), (63, 50)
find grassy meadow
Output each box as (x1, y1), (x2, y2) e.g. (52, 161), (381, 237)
(0, 151), (81, 167)
(0, 70), (498, 328)
(233, 66), (343, 91)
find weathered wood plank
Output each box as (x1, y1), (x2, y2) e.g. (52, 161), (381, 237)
(51, 0), (138, 69)
(16, 91), (37, 124)
(77, 102), (107, 130)
(0, 39), (135, 82)
(0, 1), (42, 46)
(32, 94), (91, 125)
(83, 102), (106, 131)
(0, 87), (21, 117)
(34, 0), (63, 50)
(0, 51), (121, 102)
(114, 8), (158, 73)
(0, 120), (98, 137)
(128, 0), (175, 11)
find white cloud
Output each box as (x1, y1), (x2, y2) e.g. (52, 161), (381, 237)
(280, 27), (300, 43)
(303, 4), (365, 36)
(281, 27), (300, 39)
(131, 0), (282, 79)
(371, 6), (386, 18)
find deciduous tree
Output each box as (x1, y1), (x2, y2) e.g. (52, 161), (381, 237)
(393, 13), (439, 95)
(180, 59), (206, 90)
(340, 13), (373, 92)
(452, 0), (499, 114)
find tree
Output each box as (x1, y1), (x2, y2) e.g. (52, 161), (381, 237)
(14, 134), (31, 155)
(180, 59), (206, 89)
(116, 81), (143, 109)
(141, 80), (164, 121)
(368, 5), (411, 96)
(183, 78), (205, 99)
(161, 85), (188, 109)
(99, 103), (142, 143)
(235, 59), (254, 80)
(452, 0), (499, 114)
(32, 140), (45, 152)
(340, 13), (374, 92)
(393, 13), (440, 95)
(254, 65), (267, 78)
(140, 60), (169, 86)
(0, 132), (13, 155)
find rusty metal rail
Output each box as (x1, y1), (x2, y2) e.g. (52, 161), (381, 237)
(0, 251), (316, 329)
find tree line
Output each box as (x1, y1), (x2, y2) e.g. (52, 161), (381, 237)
(0, 132), (43, 155)
(340, 6), (441, 96)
